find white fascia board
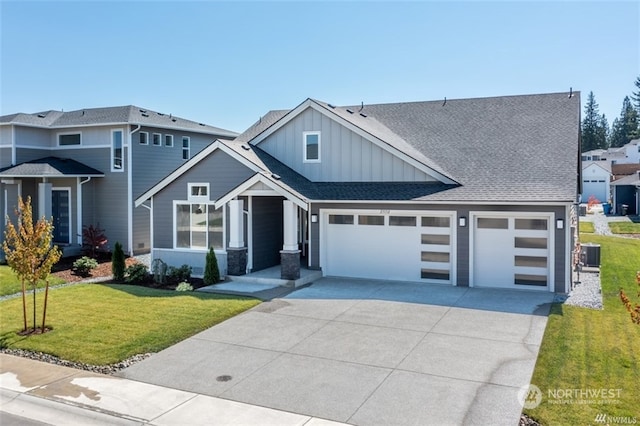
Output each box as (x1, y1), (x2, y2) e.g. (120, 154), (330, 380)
(0, 174), (105, 178)
(306, 199), (574, 206)
(248, 99), (457, 185)
(214, 173), (308, 211)
(134, 140), (261, 207)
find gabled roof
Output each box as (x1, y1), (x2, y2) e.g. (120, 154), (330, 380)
(232, 92), (580, 203)
(0, 157), (104, 178)
(611, 172), (640, 186)
(612, 163), (640, 178)
(582, 161), (612, 174)
(0, 106), (238, 137)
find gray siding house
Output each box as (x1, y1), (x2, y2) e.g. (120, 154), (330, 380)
(0, 106), (237, 258)
(137, 92), (581, 293)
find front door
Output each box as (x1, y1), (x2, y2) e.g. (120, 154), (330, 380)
(52, 189), (71, 244)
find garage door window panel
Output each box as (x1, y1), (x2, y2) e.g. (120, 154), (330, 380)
(514, 237), (547, 249)
(515, 218), (548, 230)
(514, 255), (547, 268)
(421, 269), (450, 280)
(477, 218), (508, 229)
(390, 216), (416, 226)
(514, 274), (547, 286)
(421, 251), (450, 262)
(422, 234), (450, 245)
(421, 217), (450, 227)
(358, 215), (385, 225)
(329, 214), (354, 225)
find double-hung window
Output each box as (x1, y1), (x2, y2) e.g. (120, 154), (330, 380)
(182, 136), (190, 160)
(111, 129), (124, 171)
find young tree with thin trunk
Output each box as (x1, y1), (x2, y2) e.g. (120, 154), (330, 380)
(2, 196), (62, 334)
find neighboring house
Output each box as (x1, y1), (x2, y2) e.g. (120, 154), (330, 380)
(137, 92), (580, 293)
(581, 161), (611, 204)
(581, 149), (607, 162)
(611, 168), (640, 215)
(0, 106), (237, 258)
(582, 139), (640, 165)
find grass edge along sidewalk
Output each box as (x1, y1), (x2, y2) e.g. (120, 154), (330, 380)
(0, 283), (260, 366)
(524, 235), (640, 425)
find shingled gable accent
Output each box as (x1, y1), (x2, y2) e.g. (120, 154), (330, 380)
(134, 139), (261, 207)
(247, 98), (459, 185)
(214, 173), (308, 211)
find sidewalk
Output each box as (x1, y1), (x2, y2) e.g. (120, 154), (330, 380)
(0, 354), (346, 426)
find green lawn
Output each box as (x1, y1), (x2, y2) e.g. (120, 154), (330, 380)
(609, 221), (640, 234)
(0, 265), (65, 297)
(579, 221), (595, 233)
(524, 235), (640, 424)
(0, 284), (260, 365)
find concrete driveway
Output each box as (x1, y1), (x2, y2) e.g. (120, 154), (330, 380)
(119, 278), (553, 426)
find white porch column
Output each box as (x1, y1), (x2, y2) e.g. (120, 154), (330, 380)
(38, 182), (52, 220)
(229, 199), (244, 248)
(283, 200), (298, 251)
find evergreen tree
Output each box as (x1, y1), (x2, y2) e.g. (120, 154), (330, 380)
(609, 96), (639, 147)
(581, 92), (608, 152)
(203, 246), (220, 285)
(112, 242), (126, 281)
(631, 76), (640, 113)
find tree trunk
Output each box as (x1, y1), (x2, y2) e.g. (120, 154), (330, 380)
(21, 279), (27, 332)
(41, 280), (50, 333)
(32, 283), (36, 333)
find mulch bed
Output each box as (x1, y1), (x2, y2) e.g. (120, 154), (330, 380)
(50, 255), (205, 290)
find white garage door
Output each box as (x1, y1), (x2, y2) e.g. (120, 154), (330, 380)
(322, 210), (455, 283)
(472, 215), (552, 290)
(582, 179), (607, 203)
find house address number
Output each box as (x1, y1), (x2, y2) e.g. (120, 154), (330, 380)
(379, 209), (390, 214)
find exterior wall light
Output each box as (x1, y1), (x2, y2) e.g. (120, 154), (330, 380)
(459, 216), (467, 227)
(311, 214), (318, 223)
(556, 218), (564, 229)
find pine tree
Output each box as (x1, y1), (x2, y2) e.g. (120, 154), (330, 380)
(203, 246), (220, 285)
(631, 76), (640, 113)
(581, 92), (608, 152)
(609, 96), (639, 147)
(112, 242), (125, 281)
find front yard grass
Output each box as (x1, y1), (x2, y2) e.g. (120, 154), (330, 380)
(524, 235), (640, 424)
(579, 221), (595, 233)
(609, 221), (640, 234)
(0, 284), (260, 365)
(0, 265), (65, 297)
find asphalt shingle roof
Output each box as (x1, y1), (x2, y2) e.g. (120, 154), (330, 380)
(0, 157), (104, 177)
(232, 92), (580, 203)
(0, 106), (238, 137)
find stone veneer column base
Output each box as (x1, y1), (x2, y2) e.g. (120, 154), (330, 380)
(280, 250), (301, 280)
(227, 247), (247, 276)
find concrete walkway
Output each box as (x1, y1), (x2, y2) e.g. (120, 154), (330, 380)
(119, 278), (554, 426)
(0, 354), (346, 426)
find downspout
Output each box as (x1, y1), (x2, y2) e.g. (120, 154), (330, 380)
(127, 125), (141, 256)
(77, 177), (92, 245)
(11, 125), (16, 165)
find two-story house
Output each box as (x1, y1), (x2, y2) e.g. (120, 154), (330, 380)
(136, 92), (580, 294)
(0, 106), (237, 259)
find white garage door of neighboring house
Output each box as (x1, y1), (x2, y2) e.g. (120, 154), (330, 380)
(582, 179), (607, 203)
(471, 213), (553, 291)
(321, 210), (455, 284)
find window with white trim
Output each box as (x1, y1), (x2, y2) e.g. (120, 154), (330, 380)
(175, 204), (223, 249)
(152, 133), (161, 146)
(111, 129), (123, 172)
(188, 183), (209, 202)
(58, 132), (81, 146)
(165, 134), (174, 147)
(139, 132), (148, 145)
(303, 131), (320, 162)
(182, 136), (190, 160)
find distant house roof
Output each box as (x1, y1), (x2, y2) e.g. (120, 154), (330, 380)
(611, 172), (640, 186)
(0, 106), (238, 138)
(612, 163), (640, 179)
(232, 92), (580, 203)
(583, 161), (612, 174)
(0, 157), (104, 178)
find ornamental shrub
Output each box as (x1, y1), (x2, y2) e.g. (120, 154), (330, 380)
(203, 247), (220, 285)
(167, 264), (192, 285)
(112, 242), (125, 281)
(125, 263), (150, 285)
(72, 256), (99, 277)
(175, 282), (193, 292)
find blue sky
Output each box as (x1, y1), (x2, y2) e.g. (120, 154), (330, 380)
(1, 1), (638, 132)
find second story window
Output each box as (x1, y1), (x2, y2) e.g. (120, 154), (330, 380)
(111, 129), (123, 172)
(182, 136), (190, 160)
(165, 134), (174, 147)
(139, 132), (148, 145)
(152, 133), (161, 146)
(58, 132), (81, 146)
(188, 183), (209, 201)
(303, 131), (321, 162)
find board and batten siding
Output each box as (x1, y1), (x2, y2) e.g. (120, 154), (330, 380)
(258, 107), (435, 183)
(151, 149), (255, 249)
